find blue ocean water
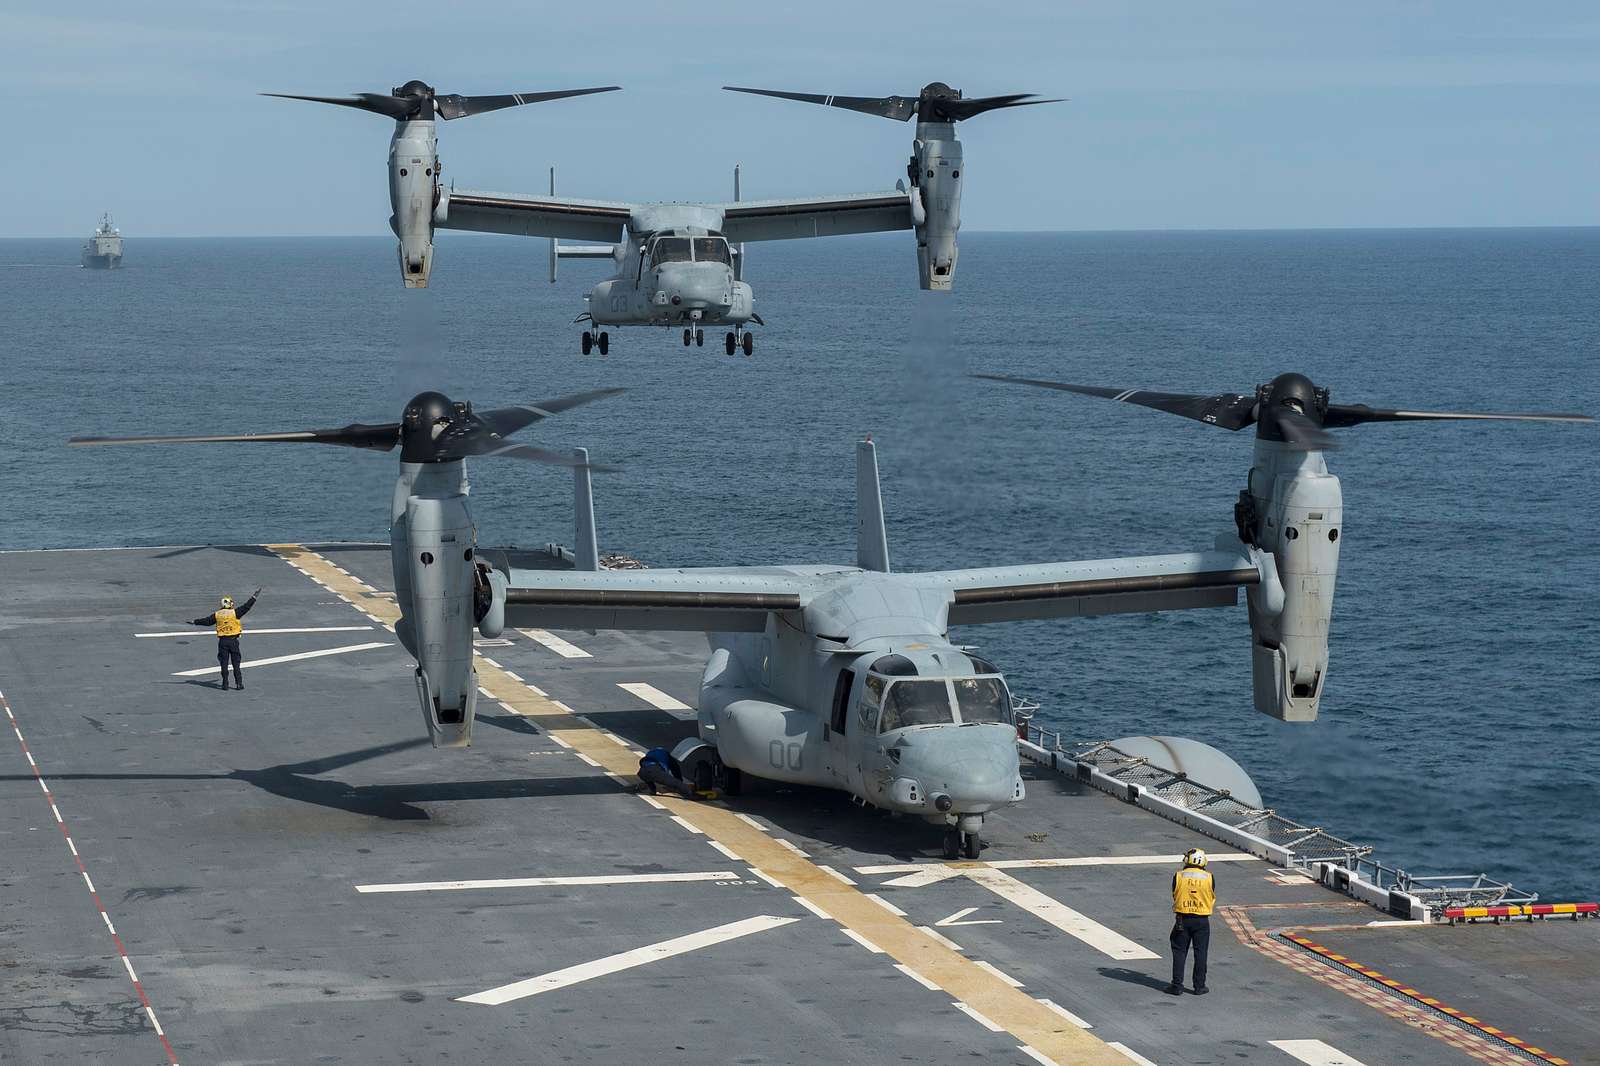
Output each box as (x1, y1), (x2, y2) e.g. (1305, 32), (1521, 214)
(3, 230), (1596, 899)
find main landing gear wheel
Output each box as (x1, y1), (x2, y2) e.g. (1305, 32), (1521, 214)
(695, 328), (704, 347)
(683, 328), (692, 347)
(724, 332), (737, 355)
(597, 331), (609, 355)
(942, 829), (961, 860)
(741, 332), (754, 357)
(963, 831), (981, 859)
(581, 331), (592, 355)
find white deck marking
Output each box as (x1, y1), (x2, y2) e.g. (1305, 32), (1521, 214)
(819, 864), (857, 885)
(858, 853), (1257, 876)
(575, 753), (601, 768)
(882, 866), (964, 888)
(747, 867), (783, 888)
(1020, 1046), (1064, 1066)
(953, 1001), (1005, 1032)
(963, 868), (1159, 961)
(866, 893), (907, 916)
(792, 895), (832, 920)
(917, 925), (965, 952)
(774, 837), (808, 858)
(459, 914), (799, 1005)
(843, 928), (884, 954)
(707, 840), (741, 860)
(519, 628), (591, 658)
(170, 641), (390, 676)
(936, 906), (1002, 927)
(735, 813), (769, 832)
(638, 794), (665, 810)
(617, 681), (691, 710)
(1269, 1039), (1372, 1066)
(894, 963), (941, 990)
(976, 960), (1024, 987)
(1037, 998), (1093, 1029)
(1108, 1043), (1160, 1066)
(120, 955), (138, 983)
(137, 626), (374, 638)
(356, 871), (738, 894)
(670, 814), (704, 835)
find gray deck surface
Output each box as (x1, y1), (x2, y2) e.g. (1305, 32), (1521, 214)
(1, 545), (1593, 1065)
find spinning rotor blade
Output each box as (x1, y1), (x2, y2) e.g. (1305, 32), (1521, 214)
(723, 86), (918, 121)
(434, 86), (620, 119)
(973, 375), (1259, 431)
(476, 387), (627, 438)
(68, 423), (400, 450)
(976, 372), (1591, 449)
(724, 84), (1060, 123)
(260, 92), (418, 119)
(1323, 405), (1593, 428)
(937, 93), (1064, 121)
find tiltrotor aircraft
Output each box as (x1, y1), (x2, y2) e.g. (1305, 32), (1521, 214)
(268, 80), (1057, 355)
(64, 376), (1586, 858)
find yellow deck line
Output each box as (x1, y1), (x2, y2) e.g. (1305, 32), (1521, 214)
(267, 544), (1128, 1065)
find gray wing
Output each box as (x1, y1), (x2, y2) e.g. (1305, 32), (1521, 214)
(712, 192), (914, 243)
(438, 188), (633, 243)
(914, 549), (1265, 626)
(503, 568), (815, 633)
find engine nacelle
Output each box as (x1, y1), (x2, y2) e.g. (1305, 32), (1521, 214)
(388, 119), (439, 288)
(910, 122), (963, 291)
(1240, 444), (1343, 721)
(404, 493), (478, 746)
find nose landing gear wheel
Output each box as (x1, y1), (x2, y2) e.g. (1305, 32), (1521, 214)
(597, 331), (609, 355)
(581, 331), (592, 355)
(683, 328), (692, 347)
(695, 328), (704, 347)
(741, 331), (754, 357)
(725, 332), (736, 355)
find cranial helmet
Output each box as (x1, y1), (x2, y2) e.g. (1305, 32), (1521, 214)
(220, 596), (235, 609)
(1183, 848), (1208, 868)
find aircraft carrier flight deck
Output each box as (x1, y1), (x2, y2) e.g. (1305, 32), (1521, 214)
(2, 544), (1595, 1066)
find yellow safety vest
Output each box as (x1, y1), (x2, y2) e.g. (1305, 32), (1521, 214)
(1173, 867), (1215, 916)
(214, 609), (242, 638)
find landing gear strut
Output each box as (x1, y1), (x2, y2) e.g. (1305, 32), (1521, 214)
(941, 827), (981, 859)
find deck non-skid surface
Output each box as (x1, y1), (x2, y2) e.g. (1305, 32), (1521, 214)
(1, 545), (1593, 1065)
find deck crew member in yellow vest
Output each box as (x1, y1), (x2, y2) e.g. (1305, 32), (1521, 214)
(1166, 847), (1215, 995)
(190, 588), (262, 691)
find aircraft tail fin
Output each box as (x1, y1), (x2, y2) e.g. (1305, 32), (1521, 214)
(548, 166), (558, 283)
(856, 438), (891, 573)
(573, 447), (599, 571)
(733, 163), (745, 281)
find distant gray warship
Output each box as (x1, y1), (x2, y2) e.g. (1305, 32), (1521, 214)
(80, 213), (122, 269)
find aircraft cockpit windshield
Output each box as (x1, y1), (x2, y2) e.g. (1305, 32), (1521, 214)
(873, 675), (1014, 733)
(650, 237), (693, 265)
(693, 237), (732, 265)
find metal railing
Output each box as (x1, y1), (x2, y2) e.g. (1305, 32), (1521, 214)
(1019, 718), (1531, 911)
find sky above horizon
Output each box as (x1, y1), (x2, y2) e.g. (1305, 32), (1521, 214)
(6, 2), (1599, 236)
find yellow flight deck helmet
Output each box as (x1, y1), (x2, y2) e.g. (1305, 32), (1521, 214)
(1183, 848), (1208, 868)
(220, 596), (234, 609)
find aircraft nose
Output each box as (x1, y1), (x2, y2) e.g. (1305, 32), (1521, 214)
(659, 263), (732, 308)
(897, 726), (1021, 810)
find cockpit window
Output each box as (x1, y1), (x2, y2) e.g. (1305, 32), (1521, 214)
(651, 238), (692, 264)
(879, 679), (955, 733)
(693, 237), (731, 265)
(859, 674), (885, 731)
(953, 677), (1012, 725)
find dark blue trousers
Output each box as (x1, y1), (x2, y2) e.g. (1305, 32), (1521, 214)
(1170, 914), (1210, 989)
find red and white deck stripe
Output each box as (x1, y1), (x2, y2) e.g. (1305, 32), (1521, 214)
(1, 688), (180, 1064)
